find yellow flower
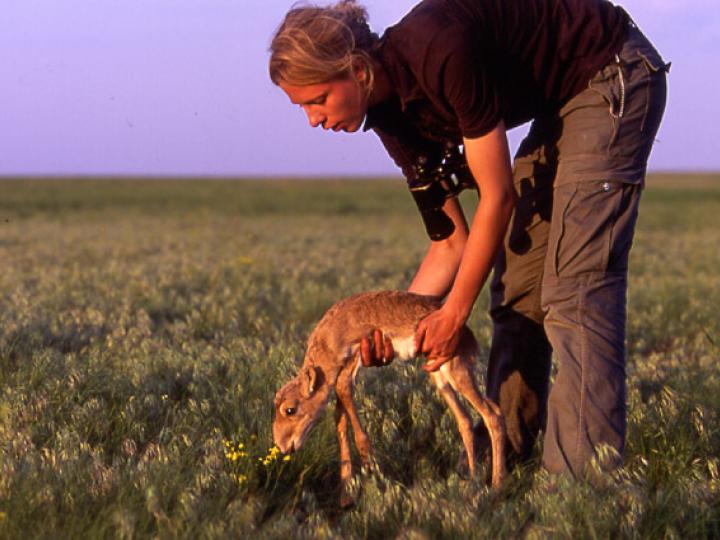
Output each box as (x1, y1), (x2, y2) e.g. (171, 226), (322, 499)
(283, 455), (291, 462)
(231, 473), (247, 484)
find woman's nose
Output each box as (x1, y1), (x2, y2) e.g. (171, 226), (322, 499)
(306, 108), (325, 129)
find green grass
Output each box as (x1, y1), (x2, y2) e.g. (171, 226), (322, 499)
(0, 174), (718, 538)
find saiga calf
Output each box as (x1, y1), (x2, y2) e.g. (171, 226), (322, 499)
(272, 291), (506, 505)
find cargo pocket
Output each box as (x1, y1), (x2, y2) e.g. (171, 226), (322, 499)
(549, 181), (625, 280)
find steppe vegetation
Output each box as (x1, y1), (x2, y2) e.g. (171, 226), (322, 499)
(0, 175), (718, 538)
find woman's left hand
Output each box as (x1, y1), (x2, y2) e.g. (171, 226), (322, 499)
(414, 305), (465, 372)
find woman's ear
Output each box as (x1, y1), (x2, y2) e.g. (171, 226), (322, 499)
(351, 57), (368, 83)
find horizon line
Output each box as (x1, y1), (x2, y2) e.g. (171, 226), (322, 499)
(1, 170), (719, 182)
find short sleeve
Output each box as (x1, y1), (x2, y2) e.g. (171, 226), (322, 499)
(440, 34), (502, 138)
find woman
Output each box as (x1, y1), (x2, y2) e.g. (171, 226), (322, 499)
(269, 0), (668, 479)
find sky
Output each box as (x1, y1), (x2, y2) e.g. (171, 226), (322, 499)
(1, 0), (718, 177)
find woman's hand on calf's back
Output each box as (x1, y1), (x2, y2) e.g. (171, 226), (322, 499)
(415, 303), (466, 372)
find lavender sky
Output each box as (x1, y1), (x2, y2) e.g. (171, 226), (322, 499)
(1, 0), (718, 177)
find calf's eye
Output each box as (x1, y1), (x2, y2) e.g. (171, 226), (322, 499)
(285, 407), (296, 416)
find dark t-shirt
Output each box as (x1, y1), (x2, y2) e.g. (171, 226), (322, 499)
(365, 0), (629, 182)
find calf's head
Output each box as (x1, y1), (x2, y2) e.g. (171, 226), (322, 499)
(273, 364), (331, 453)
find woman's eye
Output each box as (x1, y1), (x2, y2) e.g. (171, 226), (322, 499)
(285, 407), (296, 416)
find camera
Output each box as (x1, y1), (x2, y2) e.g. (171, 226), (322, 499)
(409, 142), (475, 240)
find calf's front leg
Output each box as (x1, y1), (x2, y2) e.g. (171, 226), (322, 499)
(334, 397), (354, 507)
(335, 366), (373, 465)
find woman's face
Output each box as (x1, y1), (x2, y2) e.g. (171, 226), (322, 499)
(280, 70), (368, 133)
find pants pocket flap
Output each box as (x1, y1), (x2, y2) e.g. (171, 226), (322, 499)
(638, 51), (671, 73)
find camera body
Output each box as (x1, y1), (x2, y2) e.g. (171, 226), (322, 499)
(409, 142), (475, 240)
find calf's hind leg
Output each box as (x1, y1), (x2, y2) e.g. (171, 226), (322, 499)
(442, 353), (507, 488)
(429, 370), (478, 475)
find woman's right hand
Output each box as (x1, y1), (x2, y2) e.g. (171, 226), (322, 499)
(360, 329), (395, 367)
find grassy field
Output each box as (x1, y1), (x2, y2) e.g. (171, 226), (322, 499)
(0, 175), (718, 538)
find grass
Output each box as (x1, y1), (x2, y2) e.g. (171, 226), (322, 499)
(0, 174), (718, 538)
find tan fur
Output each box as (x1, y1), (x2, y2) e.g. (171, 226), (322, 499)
(273, 291), (506, 505)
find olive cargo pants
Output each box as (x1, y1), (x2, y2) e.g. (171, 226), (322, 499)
(486, 24), (669, 477)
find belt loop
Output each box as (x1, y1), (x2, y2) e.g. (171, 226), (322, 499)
(618, 6), (638, 29)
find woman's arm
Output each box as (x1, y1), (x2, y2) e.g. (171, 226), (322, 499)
(408, 196), (469, 298)
(416, 121), (517, 371)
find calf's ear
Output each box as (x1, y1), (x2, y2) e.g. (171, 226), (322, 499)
(300, 365), (319, 398)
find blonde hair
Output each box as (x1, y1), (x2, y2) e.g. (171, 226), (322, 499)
(269, 1), (379, 95)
